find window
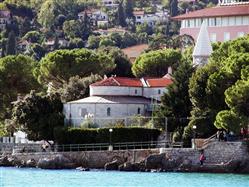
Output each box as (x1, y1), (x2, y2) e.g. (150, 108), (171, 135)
(235, 16), (242, 25)
(222, 17), (229, 26)
(237, 32), (244, 37)
(224, 32), (230, 41)
(135, 89), (137, 94)
(137, 16), (141, 19)
(158, 90), (161, 94)
(137, 108), (141, 115)
(78, 108), (87, 117)
(209, 18), (215, 27)
(190, 19), (195, 28)
(216, 17), (221, 26)
(107, 107), (111, 116)
(210, 33), (217, 42)
(196, 19), (202, 27)
(228, 17), (235, 26)
(242, 16), (249, 25)
(186, 20), (190, 28)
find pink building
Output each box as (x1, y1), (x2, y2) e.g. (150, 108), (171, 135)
(172, 2), (249, 42)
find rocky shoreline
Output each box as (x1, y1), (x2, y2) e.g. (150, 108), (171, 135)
(1, 151), (249, 174)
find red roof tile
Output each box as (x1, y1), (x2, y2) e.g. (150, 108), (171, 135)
(133, 10), (145, 15)
(172, 4), (249, 20)
(122, 44), (149, 63)
(91, 77), (143, 87)
(145, 78), (173, 87)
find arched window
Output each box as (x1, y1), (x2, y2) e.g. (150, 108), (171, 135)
(137, 107), (141, 115)
(107, 107), (111, 116)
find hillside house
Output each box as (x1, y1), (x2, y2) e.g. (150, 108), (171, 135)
(102, 0), (119, 8)
(133, 10), (168, 26)
(78, 9), (108, 27)
(0, 10), (11, 30)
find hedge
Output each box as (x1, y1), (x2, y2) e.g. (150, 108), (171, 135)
(54, 127), (161, 144)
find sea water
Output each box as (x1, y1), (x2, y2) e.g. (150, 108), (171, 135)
(0, 167), (249, 187)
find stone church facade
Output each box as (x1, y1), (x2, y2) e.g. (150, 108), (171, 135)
(63, 75), (173, 127)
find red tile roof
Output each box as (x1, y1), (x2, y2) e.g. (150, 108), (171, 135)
(91, 76), (173, 88)
(122, 44), (149, 63)
(145, 78), (173, 87)
(172, 4), (249, 20)
(133, 11), (145, 15)
(91, 77), (143, 87)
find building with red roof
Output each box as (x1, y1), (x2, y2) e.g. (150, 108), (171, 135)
(122, 44), (149, 63)
(64, 74), (173, 127)
(172, 1), (249, 42)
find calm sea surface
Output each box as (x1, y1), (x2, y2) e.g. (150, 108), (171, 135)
(0, 167), (249, 187)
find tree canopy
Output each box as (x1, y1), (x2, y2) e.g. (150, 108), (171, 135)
(132, 49), (181, 77)
(12, 91), (64, 141)
(59, 74), (102, 102)
(35, 49), (115, 88)
(186, 35), (249, 136)
(0, 55), (40, 120)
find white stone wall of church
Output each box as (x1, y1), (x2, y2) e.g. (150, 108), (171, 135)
(90, 86), (143, 96)
(64, 103), (146, 127)
(143, 87), (167, 100)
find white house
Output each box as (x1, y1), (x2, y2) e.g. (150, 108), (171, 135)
(63, 75), (173, 127)
(102, 0), (119, 8)
(0, 10), (11, 30)
(78, 9), (108, 26)
(133, 10), (168, 26)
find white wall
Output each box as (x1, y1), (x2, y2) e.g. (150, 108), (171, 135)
(143, 87), (167, 101)
(64, 103), (147, 127)
(90, 86), (143, 96)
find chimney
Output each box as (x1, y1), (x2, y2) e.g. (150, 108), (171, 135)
(168, 66), (173, 75)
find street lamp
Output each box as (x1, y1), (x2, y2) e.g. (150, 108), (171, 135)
(193, 125), (197, 149)
(108, 128), (113, 151)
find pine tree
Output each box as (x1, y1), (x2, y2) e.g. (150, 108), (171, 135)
(6, 31), (16, 55)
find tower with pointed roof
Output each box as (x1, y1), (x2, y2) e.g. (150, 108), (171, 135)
(192, 21), (213, 67)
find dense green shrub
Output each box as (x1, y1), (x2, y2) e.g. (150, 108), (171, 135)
(54, 127), (161, 144)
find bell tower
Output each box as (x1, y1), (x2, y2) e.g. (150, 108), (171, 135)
(192, 21), (213, 67)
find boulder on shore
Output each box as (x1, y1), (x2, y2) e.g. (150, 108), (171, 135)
(118, 162), (141, 172)
(0, 156), (13, 167)
(104, 160), (120, 170)
(26, 159), (36, 168)
(37, 154), (76, 169)
(144, 153), (164, 169)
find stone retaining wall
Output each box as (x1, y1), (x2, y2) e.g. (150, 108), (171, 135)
(12, 141), (249, 169)
(204, 141), (248, 164)
(13, 149), (159, 168)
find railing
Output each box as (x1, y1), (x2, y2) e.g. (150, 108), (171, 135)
(9, 141), (183, 154)
(202, 133), (217, 148)
(65, 116), (166, 129)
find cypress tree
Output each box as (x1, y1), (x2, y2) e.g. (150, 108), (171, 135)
(170, 0), (178, 17)
(117, 1), (127, 27)
(6, 31), (16, 55)
(124, 0), (133, 18)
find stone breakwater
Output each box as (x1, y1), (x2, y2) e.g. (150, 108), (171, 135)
(1, 141), (249, 173)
